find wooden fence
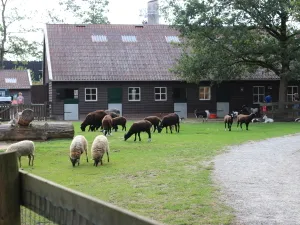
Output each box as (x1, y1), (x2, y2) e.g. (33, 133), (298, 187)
(0, 151), (164, 225)
(0, 103), (50, 121)
(259, 102), (300, 120)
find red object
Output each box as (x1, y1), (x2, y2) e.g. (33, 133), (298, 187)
(209, 113), (217, 119)
(262, 106), (267, 112)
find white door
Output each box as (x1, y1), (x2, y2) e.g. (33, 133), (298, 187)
(217, 102), (229, 118)
(64, 104), (79, 120)
(108, 103), (122, 116)
(174, 103), (187, 119)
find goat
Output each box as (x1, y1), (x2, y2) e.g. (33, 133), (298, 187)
(194, 109), (210, 122)
(263, 115), (274, 123)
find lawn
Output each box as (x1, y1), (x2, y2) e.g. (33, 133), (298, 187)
(1, 121), (300, 225)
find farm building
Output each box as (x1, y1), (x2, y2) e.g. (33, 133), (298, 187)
(42, 24), (300, 120)
(0, 70), (32, 104)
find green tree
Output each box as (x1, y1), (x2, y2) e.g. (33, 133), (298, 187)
(59, 0), (109, 24)
(0, 0), (42, 68)
(162, 0), (300, 107)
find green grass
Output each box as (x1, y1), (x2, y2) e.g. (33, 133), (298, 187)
(1, 121), (300, 224)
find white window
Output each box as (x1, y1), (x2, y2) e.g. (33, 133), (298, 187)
(91, 35), (107, 42)
(0, 91), (5, 97)
(199, 87), (211, 100)
(5, 78), (17, 83)
(165, 36), (180, 43)
(128, 87), (140, 101)
(253, 86), (265, 103)
(122, 36), (137, 42)
(287, 86), (298, 102)
(154, 87), (167, 101)
(85, 88), (97, 101)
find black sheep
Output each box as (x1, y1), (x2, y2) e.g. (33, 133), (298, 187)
(144, 116), (161, 132)
(157, 113), (180, 134)
(80, 110), (107, 132)
(112, 116), (127, 131)
(124, 120), (152, 142)
(237, 113), (256, 130)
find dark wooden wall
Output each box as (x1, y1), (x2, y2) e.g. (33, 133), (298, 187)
(31, 85), (48, 104)
(50, 81), (216, 119)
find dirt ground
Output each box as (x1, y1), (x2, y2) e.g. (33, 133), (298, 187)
(213, 133), (300, 225)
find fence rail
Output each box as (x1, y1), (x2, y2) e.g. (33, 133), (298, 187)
(0, 103), (50, 121)
(0, 151), (164, 225)
(259, 102), (300, 119)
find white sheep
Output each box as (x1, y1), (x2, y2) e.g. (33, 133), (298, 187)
(6, 140), (35, 167)
(91, 135), (110, 167)
(263, 115), (274, 123)
(69, 135), (88, 167)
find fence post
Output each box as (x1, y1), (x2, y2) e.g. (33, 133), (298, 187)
(0, 151), (21, 225)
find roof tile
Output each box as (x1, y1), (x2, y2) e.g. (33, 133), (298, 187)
(0, 70), (31, 89)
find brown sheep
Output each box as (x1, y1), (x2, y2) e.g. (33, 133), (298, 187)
(157, 113), (180, 134)
(144, 116), (161, 133)
(224, 113), (234, 131)
(112, 116), (127, 132)
(80, 110), (107, 132)
(237, 113), (256, 130)
(124, 120), (152, 142)
(102, 115), (113, 136)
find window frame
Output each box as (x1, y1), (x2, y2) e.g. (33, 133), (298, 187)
(253, 86), (265, 104)
(154, 87), (167, 101)
(128, 87), (141, 102)
(199, 86), (211, 100)
(0, 91), (5, 97)
(287, 86), (298, 102)
(85, 88), (97, 102)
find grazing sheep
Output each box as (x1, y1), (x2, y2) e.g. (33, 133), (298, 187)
(124, 120), (152, 142)
(157, 113), (180, 133)
(236, 113), (256, 130)
(6, 140), (35, 168)
(224, 113), (234, 131)
(102, 115), (113, 136)
(112, 116), (127, 132)
(69, 135), (88, 167)
(194, 109), (210, 122)
(81, 110), (107, 132)
(144, 116), (161, 133)
(91, 135), (110, 167)
(263, 115), (274, 123)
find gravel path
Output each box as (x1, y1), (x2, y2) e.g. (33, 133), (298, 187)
(213, 134), (300, 225)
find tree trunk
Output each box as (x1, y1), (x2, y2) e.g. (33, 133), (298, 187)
(16, 108), (34, 126)
(278, 78), (287, 110)
(0, 122), (74, 141)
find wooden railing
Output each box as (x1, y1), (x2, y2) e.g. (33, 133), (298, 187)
(0, 103), (50, 121)
(0, 151), (164, 225)
(259, 102), (300, 119)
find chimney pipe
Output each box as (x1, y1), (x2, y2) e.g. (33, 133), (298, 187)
(147, 0), (159, 25)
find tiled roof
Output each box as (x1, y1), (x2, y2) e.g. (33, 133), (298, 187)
(45, 24), (183, 81)
(241, 69), (280, 80)
(0, 70), (31, 89)
(45, 24), (281, 82)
